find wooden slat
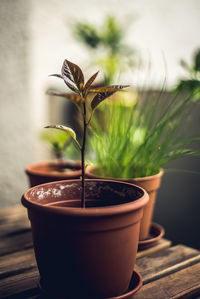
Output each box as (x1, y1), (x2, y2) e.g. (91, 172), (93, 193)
(133, 263), (200, 299)
(1, 263), (200, 299)
(0, 245), (192, 283)
(0, 268), (39, 298)
(136, 244), (200, 284)
(0, 206), (199, 298)
(0, 206), (26, 219)
(0, 248), (36, 279)
(137, 238), (172, 258)
(0, 210), (36, 298)
(0, 206), (30, 238)
(0, 207), (37, 299)
(0, 230), (33, 257)
(0, 245), (199, 298)
(0, 206), (32, 258)
(0, 218), (30, 237)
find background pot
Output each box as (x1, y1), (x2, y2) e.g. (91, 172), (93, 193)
(25, 160), (81, 187)
(22, 179), (148, 298)
(86, 166), (163, 241)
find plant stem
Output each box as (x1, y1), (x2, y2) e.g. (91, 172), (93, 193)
(81, 101), (87, 208)
(56, 152), (63, 160)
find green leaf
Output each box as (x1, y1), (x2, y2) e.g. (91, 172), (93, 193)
(45, 125), (81, 150)
(63, 60), (84, 91)
(40, 129), (71, 158)
(91, 85), (129, 111)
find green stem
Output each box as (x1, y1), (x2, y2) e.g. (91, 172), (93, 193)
(81, 101), (87, 208)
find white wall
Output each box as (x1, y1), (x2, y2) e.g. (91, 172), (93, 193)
(0, 0), (199, 207)
(30, 0), (200, 91)
(0, 0), (35, 207)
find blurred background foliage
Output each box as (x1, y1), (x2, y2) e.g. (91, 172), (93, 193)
(39, 128), (72, 160)
(176, 48), (200, 102)
(72, 16), (138, 85)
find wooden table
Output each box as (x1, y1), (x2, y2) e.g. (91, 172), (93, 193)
(0, 206), (200, 299)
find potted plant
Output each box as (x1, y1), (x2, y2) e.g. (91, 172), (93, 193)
(25, 127), (82, 187)
(86, 89), (200, 244)
(22, 59), (149, 298)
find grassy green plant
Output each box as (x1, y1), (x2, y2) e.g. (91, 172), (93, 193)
(46, 59), (128, 207)
(88, 88), (200, 178)
(72, 16), (136, 85)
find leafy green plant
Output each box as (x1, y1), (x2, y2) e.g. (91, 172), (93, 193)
(73, 16), (136, 85)
(176, 48), (200, 102)
(39, 128), (72, 160)
(46, 59), (128, 207)
(89, 88), (200, 178)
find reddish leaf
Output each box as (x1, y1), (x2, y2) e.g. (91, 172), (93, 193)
(84, 71), (99, 91)
(91, 85), (129, 111)
(61, 61), (73, 82)
(64, 80), (79, 93)
(49, 73), (78, 93)
(47, 90), (70, 97)
(63, 60), (84, 91)
(47, 90), (84, 108)
(49, 74), (63, 79)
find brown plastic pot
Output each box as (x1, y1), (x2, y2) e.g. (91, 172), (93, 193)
(86, 166), (163, 241)
(22, 179), (149, 298)
(25, 160), (82, 187)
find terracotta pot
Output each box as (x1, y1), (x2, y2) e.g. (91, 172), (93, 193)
(25, 160), (82, 187)
(22, 179), (148, 298)
(86, 166), (164, 241)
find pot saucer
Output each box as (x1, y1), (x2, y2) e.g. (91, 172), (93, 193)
(106, 270), (143, 299)
(138, 222), (165, 251)
(38, 270), (142, 299)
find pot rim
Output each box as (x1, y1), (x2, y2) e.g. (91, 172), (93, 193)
(86, 165), (164, 181)
(22, 179), (149, 218)
(25, 160), (82, 178)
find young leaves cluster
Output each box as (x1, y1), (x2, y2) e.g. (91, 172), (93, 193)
(50, 59), (128, 109)
(47, 59), (129, 144)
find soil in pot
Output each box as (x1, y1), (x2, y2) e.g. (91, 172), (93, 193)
(25, 160), (82, 187)
(22, 179), (149, 298)
(86, 166), (164, 241)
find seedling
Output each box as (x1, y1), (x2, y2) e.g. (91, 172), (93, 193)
(40, 128), (72, 161)
(46, 59), (128, 207)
